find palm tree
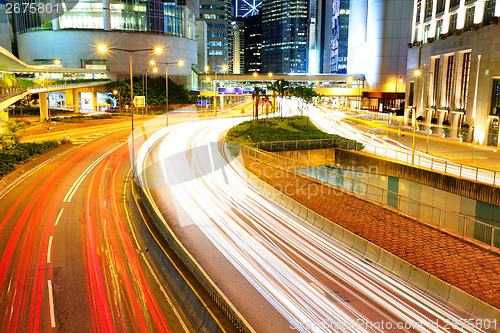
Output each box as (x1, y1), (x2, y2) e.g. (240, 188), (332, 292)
(252, 86), (264, 126)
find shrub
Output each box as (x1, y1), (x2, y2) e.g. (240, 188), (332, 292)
(0, 140), (66, 178)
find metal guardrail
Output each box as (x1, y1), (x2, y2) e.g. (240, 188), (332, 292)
(136, 182), (255, 333)
(0, 81), (110, 104)
(0, 89), (25, 103)
(28, 81), (110, 93)
(246, 137), (500, 187)
(363, 144), (500, 186)
(241, 144), (500, 252)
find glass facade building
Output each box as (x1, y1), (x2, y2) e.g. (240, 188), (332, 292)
(261, 0), (309, 74)
(12, 0), (195, 38)
(330, 0), (349, 73)
(199, 0), (230, 68)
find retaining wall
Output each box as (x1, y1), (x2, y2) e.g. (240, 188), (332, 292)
(334, 149), (500, 207)
(240, 157), (500, 325)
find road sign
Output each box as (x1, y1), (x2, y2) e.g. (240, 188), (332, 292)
(133, 96), (145, 107)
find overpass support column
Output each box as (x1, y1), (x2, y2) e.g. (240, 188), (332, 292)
(91, 87), (98, 112)
(73, 90), (80, 113)
(65, 89), (73, 110)
(219, 95), (225, 110)
(39, 92), (48, 121)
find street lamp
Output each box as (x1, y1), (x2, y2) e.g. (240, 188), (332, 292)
(412, 69), (421, 164)
(98, 45), (162, 175)
(205, 65), (227, 116)
(154, 60), (184, 126)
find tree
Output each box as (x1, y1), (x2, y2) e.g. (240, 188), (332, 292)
(2, 120), (25, 146)
(268, 80), (290, 118)
(252, 86), (264, 126)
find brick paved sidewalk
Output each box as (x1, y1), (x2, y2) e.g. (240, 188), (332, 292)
(244, 158), (500, 309)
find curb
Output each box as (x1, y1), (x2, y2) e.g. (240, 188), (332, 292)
(131, 180), (256, 333)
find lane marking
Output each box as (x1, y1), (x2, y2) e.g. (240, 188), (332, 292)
(123, 170), (190, 333)
(47, 236), (53, 264)
(48, 280), (56, 327)
(54, 208), (64, 226)
(64, 142), (125, 202)
(309, 282), (325, 294)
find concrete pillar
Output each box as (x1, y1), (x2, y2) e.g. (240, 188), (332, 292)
(103, 0), (110, 31)
(91, 87), (98, 112)
(50, 0), (59, 30)
(183, 6), (189, 38)
(73, 90), (80, 113)
(65, 90), (73, 110)
(219, 95), (225, 110)
(39, 92), (48, 121)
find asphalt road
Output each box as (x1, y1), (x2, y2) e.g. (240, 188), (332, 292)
(0, 118), (192, 332)
(138, 113), (497, 333)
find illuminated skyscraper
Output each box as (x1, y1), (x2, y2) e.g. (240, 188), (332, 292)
(200, 0), (231, 68)
(330, 0), (349, 73)
(261, 0), (309, 74)
(232, 0), (262, 17)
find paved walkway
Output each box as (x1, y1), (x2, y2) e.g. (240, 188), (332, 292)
(245, 158), (500, 309)
(346, 117), (500, 172)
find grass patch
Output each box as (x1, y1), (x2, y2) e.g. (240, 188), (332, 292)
(226, 116), (363, 151)
(0, 139), (68, 178)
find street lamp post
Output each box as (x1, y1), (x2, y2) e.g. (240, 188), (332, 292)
(156, 60), (184, 126)
(98, 45), (162, 176)
(205, 65), (227, 117)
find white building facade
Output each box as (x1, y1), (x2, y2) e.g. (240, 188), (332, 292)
(406, 0), (500, 146)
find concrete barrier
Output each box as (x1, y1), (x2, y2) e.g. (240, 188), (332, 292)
(240, 155), (500, 321)
(132, 181), (255, 333)
(407, 266), (431, 292)
(425, 274), (451, 304)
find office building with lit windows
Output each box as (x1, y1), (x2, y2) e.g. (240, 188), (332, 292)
(228, 18), (245, 74)
(261, 0), (309, 74)
(406, 0), (500, 146)
(243, 13), (262, 74)
(5, 0), (199, 85)
(331, 0), (349, 74)
(199, 0), (231, 68)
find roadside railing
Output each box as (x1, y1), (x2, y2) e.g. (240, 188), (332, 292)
(246, 137), (500, 186)
(28, 80), (110, 93)
(241, 144), (500, 252)
(362, 143), (500, 186)
(0, 89), (26, 103)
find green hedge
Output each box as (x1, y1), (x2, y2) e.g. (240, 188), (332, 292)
(226, 116), (363, 152)
(0, 140), (67, 178)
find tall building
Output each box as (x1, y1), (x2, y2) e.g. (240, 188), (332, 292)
(348, 0), (413, 110)
(261, 0), (309, 74)
(330, 0), (349, 73)
(244, 13), (262, 73)
(5, 0), (199, 85)
(316, 0), (334, 74)
(232, 0), (262, 17)
(228, 18), (245, 74)
(199, 0), (231, 69)
(406, 0), (500, 146)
